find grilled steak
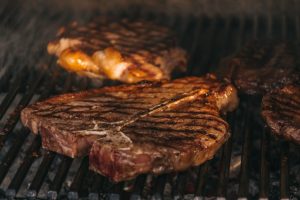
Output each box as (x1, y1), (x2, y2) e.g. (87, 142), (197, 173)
(218, 40), (300, 95)
(47, 18), (187, 83)
(262, 84), (300, 144)
(21, 74), (238, 181)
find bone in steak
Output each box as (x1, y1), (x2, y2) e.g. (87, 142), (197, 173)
(262, 84), (300, 144)
(47, 18), (187, 83)
(21, 75), (238, 181)
(218, 40), (300, 95)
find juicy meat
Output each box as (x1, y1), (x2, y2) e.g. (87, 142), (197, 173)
(218, 40), (300, 95)
(21, 74), (239, 181)
(47, 18), (187, 83)
(262, 84), (300, 144)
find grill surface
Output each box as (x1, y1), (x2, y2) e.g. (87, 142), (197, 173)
(0, 1), (300, 199)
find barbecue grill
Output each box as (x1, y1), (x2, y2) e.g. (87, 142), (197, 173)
(0, 0), (299, 199)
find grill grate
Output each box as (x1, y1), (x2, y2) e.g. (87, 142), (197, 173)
(0, 2), (300, 200)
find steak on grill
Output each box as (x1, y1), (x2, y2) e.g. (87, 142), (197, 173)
(47, 18), (187, 83)
(21, 74), (238, 181)
(218, 40), (300, 95)
(262, 84), (300, 144)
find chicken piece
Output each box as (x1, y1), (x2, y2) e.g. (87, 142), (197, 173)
(48, 18), (187, 83)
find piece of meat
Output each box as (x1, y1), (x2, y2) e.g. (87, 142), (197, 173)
(47, 18), (187, 83)
(21, 74), (238, 181)
(90, 87), (237, 181)
(218, 40), (300, 95)
(262, 84), (300, 144)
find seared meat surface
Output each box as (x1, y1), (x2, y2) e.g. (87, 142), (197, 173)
(21, 75), (238, 181)
(48, 18), (187, 83)
(218, 40), (300, 95)
(262, 84), (300, 144)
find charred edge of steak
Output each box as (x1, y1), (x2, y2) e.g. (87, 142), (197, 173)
(89, 131), (230, 182)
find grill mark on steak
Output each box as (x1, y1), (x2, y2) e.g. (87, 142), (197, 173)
(269, 98), (300, 114)
(135, 117), (226, 133)
(218, 40), (300, 95)
(127, 130), (196, 141)
(148, 114), (226, 127)
(21, 75), (239, 181)
(124, 125), (222, 138)
(262, 84), (300, 144)
(270, 96), (300, 106)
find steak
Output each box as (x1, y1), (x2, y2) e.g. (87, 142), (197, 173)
(47, 18), (187, 83)
(218, 40), (300, 95)
(21, 74), (238, 181)
(262, 84), (300, 144)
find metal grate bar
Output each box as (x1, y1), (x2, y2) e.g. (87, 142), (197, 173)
(259, 127), (270, 199)
(5, 136), (41, 197)
(172, 172), (186, 199)
(0, 68), (46, 147)
(217, 112), (236, 198)
(0, 128), (30, 183)
(0, 65), (14, 92)
(130, 175), (147, 200)
(0, 67), (27, 119)
(3, 67), (59, 197)
(185, 18), (204, 72)
(20, 70), (62, 198)
(27, 151), (55, 198)
(0, 68), (55, 186)
(68, 157), (89, 199)
(196, 17), (222, 74)
(152, 174), (168, 200)
(280, 142), (289, 199)
(209, 17), (231, 70)
(48, 156), (73, 199)
(191, 17), (219, 75)
(123, 179), (135, 192)
(178, 16), (193, 45)
(253, 15), (259, 39)
(194, 162), (209, 198)
(237, 101), (252, 198)
(108, 181), (122, 200)
(296, 15), (300, 41)
(235, 16), (246, 50)
(89, 174), (104, 200)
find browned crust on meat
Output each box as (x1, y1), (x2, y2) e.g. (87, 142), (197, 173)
(262, 85), (300, 144)
(218, 40), (300, 95)
(89, 132), (229, 182)
(89, 95), (232, 181)
(21, 76), (226, 156)
(48, 18), (187, 83)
